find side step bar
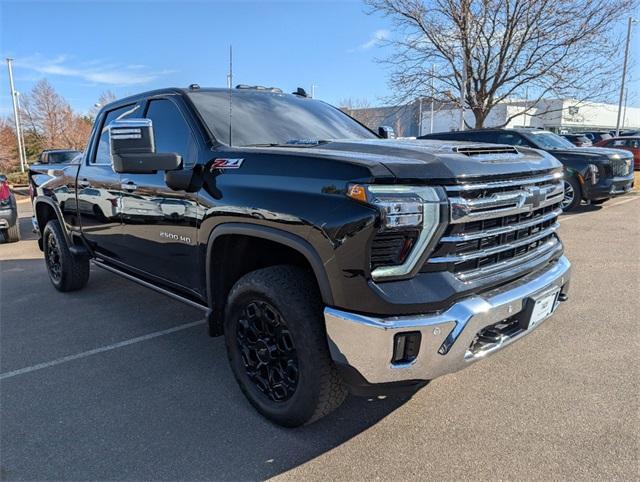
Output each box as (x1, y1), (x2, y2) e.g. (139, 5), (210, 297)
(92, 259), (211, 313)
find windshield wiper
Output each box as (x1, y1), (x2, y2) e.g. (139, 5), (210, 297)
(242, 140), (331, 148)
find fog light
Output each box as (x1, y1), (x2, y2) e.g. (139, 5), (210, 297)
(392, 331), (422, 364)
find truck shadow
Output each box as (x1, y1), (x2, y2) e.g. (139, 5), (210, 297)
(0, 256), (416, 480)
(560, 203), (603, 217)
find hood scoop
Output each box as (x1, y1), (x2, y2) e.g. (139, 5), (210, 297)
(452, 145), (523, 162)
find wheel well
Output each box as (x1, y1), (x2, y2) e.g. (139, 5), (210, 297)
(209, 234), (320, 334)
(35, 202), (57, 235)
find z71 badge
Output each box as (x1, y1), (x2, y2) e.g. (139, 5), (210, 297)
(210, 158), (244, 171)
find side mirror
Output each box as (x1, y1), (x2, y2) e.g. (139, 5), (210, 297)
(109, 119), (182, 174)
(378, 126), (396, 139)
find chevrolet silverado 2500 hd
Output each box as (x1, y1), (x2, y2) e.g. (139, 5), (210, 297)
(30, 86), (571, 427)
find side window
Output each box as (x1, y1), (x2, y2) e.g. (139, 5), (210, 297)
(93, 104), (139, 164)
(612, 139), (627, 147)
(495, 132), (527, 146)
(457, 131), (485, 143)
(145, 99), (198, 167)
(471, 131), (500, 143)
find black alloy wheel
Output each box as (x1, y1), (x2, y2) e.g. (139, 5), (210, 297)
(45, 231), (63, 283)
(224, 265), (347, 427)
(236, 300), (299, 402)
(42, 219), (90, 292)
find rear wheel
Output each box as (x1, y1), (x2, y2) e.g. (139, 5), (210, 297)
(5, 223), (20, 242)
(224, 265), (347, 427)
(43, 219), (90, 292)
(561, 177), (581, 211)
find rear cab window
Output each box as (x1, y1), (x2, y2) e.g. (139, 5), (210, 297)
(92, 104), (140, 165)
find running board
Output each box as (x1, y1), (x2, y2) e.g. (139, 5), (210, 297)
(91, 259), (210, 313)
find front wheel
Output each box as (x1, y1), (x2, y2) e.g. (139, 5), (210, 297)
(43, 219), (90, 292)
(224, 265), (347, 427)
(561, 177), (582, 212)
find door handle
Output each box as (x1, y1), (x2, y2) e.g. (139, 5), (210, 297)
(121, 181), (138, 192)
(78, 178), (91, 188)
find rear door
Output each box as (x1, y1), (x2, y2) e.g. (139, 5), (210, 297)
(79, 103), (140, 259)
(117, 96), (201, 288)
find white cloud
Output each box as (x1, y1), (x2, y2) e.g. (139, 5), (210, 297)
(16, 55), (171, 86)
(349, 29), (390, 53)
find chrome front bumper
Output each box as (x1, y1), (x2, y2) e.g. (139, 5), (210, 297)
(325, 256), (571, 384)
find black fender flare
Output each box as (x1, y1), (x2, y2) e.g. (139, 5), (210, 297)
(33, 196), (72, 246)
(205, 223), (335, 309)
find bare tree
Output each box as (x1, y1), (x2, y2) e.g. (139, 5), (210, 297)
(0, 118), (18, 172)
(338, 98), (384, 129)
(89, 90), (118, 120)
(366, 0), (637, 128)
(19, 79), (93, 154)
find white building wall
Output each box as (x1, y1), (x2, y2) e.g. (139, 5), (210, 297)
(420, 98), (640, 133)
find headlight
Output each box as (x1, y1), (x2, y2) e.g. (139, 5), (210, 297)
(347, 184), (443, 280)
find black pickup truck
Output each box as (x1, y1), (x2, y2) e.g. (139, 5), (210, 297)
(419, 128), (635, 211)
(30, 86), (571, 426)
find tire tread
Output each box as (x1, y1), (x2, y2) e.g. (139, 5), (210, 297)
(225, 265), (347, 426)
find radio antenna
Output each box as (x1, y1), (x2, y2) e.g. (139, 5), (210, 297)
(227, 44), (233, 147)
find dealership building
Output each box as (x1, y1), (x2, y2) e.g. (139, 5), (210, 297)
(348, 99), (640, 137)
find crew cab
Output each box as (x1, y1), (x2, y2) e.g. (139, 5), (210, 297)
(30, 86), (571, 426)
(419, 128), (635, 211)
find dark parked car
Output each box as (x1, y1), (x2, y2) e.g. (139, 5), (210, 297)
(30, 86), (572, 427)
(419, 128), (635, 211)
(0, 174), (20, 242)
(578, 132), (612, 144)
(37, 149), (82, 165)
(561, 134), (592, 147)
(595, 137), (640, 170)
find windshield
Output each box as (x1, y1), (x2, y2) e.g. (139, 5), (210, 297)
(48, 151), (81, 164)
(527, 131), (575, 149)
(188, 90), (376, 147)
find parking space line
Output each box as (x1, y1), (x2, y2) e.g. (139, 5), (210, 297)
(0, 319), (206, 381)
(560, 196), (639, 222)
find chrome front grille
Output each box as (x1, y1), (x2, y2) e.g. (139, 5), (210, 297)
(424, 172), (564, 281)
(610, 158), (632, 177)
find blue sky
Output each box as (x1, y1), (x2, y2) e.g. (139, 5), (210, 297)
(0, 0), (638, 117)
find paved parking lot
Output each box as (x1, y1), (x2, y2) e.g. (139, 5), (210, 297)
(1, 195), (638, 481)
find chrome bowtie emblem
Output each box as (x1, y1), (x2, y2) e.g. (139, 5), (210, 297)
(525, 186), (544, 209)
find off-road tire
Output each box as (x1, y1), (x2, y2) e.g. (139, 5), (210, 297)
(224, 265), (347, 427)
(43, 219), (89, 292)
(5, 223), (20, 242)
(562, 176), (582, 212)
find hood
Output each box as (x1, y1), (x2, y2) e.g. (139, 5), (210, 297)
(245, 139), (562, 183)
(543, 146), (633, 162)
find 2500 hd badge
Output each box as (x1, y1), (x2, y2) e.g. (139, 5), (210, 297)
(160, 231), (191, 244)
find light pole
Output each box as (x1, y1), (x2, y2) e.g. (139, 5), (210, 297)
(6, 58), (26, 173)
(615, 17), (638, 136)
(418, 97), (423, 136)
(430, 64), (435, 134)
(15, 91), (27, 168)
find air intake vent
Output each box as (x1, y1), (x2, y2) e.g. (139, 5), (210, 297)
(453, 146), (520, 157)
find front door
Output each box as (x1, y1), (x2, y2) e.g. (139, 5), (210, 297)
(118, 97), (200, 288)
(79, 104), (139, 260)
